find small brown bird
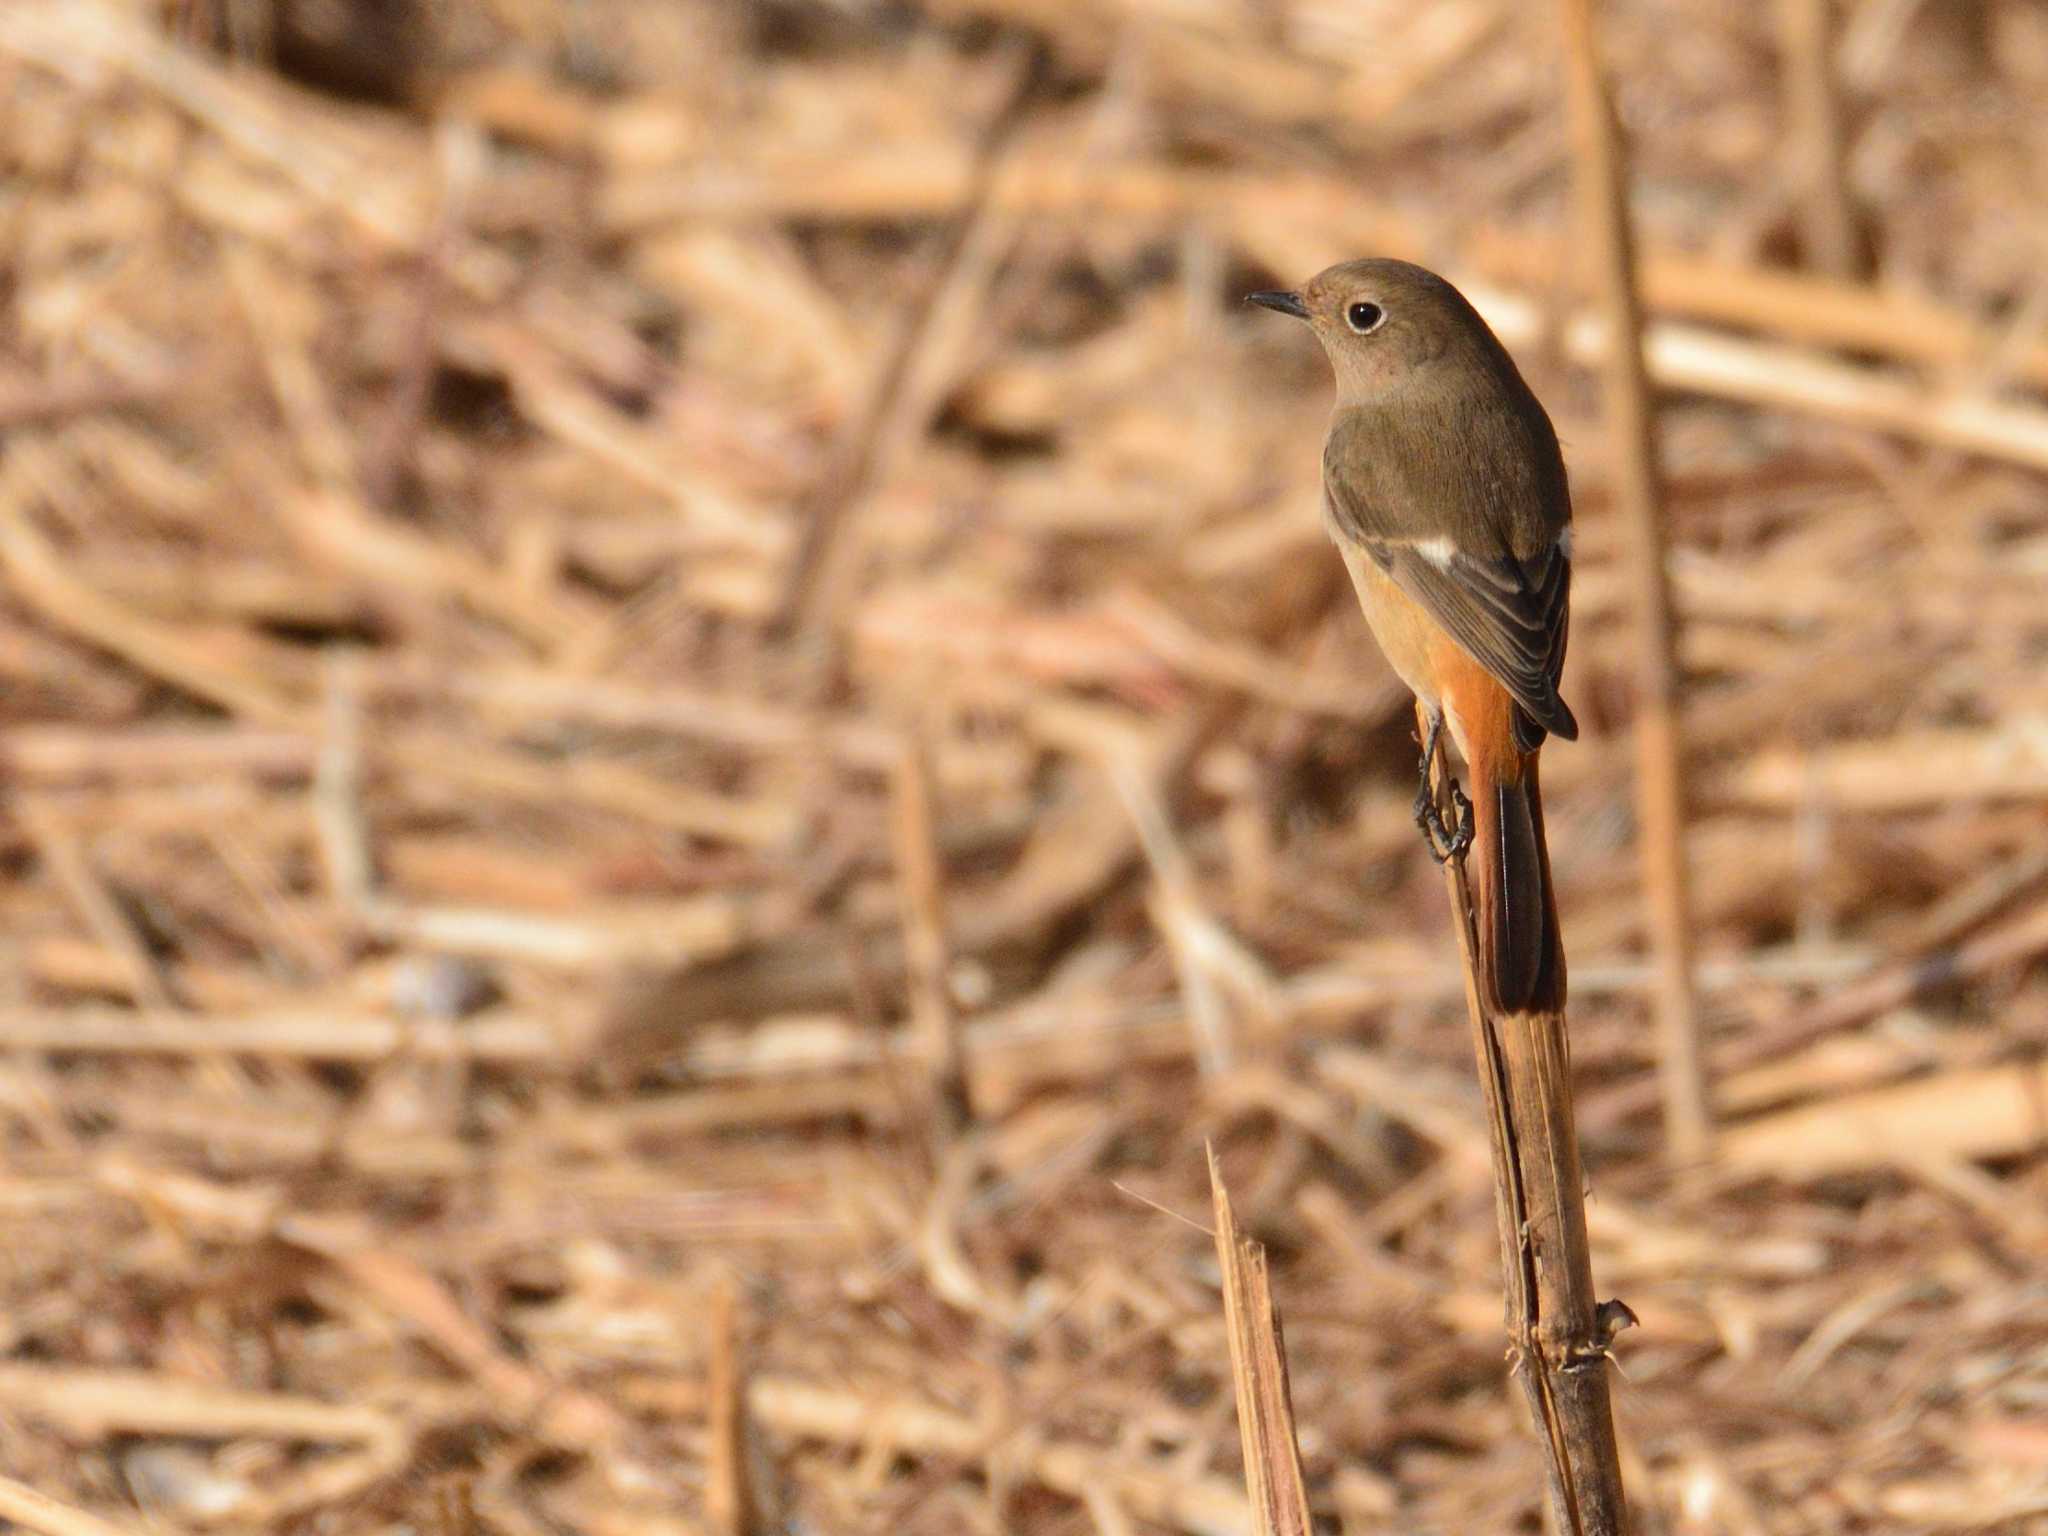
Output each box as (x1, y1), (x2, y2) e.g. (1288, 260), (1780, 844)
(1250, 259), (1578, 1015)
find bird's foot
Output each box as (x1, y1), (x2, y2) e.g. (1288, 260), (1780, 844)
(1413, 777), (1474, 863)
(1412, 712), (1473, 864)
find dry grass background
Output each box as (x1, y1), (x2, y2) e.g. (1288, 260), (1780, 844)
(1, 0), (2046, 1531)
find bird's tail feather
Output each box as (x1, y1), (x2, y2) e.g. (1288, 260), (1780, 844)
(1469, 752), (1565, 1015)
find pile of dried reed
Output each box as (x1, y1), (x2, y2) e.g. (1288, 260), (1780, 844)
(1, 1), (2044, 1532)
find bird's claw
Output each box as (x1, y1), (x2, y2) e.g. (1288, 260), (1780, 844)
(1412, 712), (1474, 864)
(1413, 777), (1474, 863)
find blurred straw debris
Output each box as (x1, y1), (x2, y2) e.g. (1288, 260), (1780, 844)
(0, 0), (2044, 1532)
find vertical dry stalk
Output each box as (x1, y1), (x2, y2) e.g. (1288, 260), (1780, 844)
(1776, 0), (1864, 278)
(1423, 707), (1631, 1536)
(705, 1275), (756, 1536)
(1556, 0), (1712, 1164)
(890, 734), (972, 1148)
(1207, 1145), (1313, 1536)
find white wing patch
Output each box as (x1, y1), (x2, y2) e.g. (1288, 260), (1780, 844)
(1413, 536), (1458, 570)
(1556, 527), (1574, 562)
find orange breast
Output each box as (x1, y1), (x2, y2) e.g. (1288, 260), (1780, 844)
(1337, 543), (1519, 776)
(1338, 545), (1439, 704)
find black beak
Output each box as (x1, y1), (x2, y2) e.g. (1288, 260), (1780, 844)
(1245, 289), (1309, 320)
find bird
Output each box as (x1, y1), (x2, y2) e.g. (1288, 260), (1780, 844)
(1249, 259), (1578, 1016)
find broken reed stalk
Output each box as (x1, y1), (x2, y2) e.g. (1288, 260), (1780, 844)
(1422, 704), (1631, 1536)
(1556, 0), (1712, 1165)
(1206, 1145), (1313, 1536)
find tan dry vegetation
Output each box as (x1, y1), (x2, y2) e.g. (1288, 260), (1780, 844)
(0, 1), (2045, 1532)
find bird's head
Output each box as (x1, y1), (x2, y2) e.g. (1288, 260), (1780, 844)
(1248, 257), (1495, 398)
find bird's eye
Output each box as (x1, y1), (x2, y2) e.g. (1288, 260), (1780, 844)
(1346, 301), (1386, 334)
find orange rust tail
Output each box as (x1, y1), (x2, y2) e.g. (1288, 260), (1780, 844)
(1468, 750), (1565, 1015)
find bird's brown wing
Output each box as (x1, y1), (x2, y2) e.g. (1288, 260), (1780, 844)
(1322, 411), (1576, 749)
(1378, 539), (1575, 748)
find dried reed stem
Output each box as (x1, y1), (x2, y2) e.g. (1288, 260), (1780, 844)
(0, 1474), (139, 1536)
(1556, 0), (1711, 1165)
(1777, 0), (1863, 278)
(705, 1276), (758, 1536)
(891, 734), (972, 1148)
(1207, 1145), (1312, 1536)
(1422, 704), (1631, 1536)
